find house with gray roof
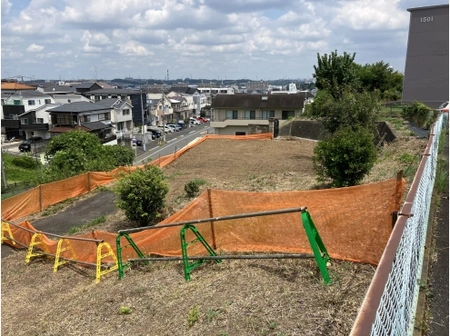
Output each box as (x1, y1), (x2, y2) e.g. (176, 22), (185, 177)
(84, 88), (148, 126)
(46, 100), (131, 143)
(211, 93), (307, 135)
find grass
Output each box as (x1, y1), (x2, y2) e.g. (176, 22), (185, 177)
(2, 152), (42, 183)
(68, 215), (107, 235)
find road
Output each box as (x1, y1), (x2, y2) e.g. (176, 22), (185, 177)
(132, 123), (212, 165)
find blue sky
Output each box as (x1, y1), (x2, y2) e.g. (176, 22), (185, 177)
(0, 0), (443, 81)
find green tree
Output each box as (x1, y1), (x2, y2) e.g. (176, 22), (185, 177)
(313, 126), (377, 187)
(309, 89), (381, 134)
(313, 50), (359, 99)
(43, 130), (134, 181)
(355, 61), (403, 101)
(115, 165), (169, 227)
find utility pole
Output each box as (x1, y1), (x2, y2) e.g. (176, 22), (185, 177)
(141, 91), (146, 151)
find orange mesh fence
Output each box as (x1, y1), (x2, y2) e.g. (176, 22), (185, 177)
(1, 133), (273, 222)
(2, 177), (404, 266)
(1, 133), (403, 269)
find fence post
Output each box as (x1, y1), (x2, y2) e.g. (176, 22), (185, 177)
(87, 172), (91, 191)
(207, 188), (217, 249)
(39, 185), (43, 212)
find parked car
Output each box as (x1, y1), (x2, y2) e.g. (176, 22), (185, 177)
(158, 125), (174, 133)
(196, 117), (209, 123)
(147, 128), (162, 138)
(189, 118), (201, 125)
(18, 136), (44, 152)
(167, 123), (181, 131)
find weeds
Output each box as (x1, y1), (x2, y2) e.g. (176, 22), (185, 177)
(68, 215), (107, 235)
(120, 306), (131, 315)
(187, 306), (200, 327)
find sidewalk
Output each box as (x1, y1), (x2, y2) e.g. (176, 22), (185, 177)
(428, 139), (449, 336)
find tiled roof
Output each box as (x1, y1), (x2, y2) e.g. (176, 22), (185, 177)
(81, 121), (112, 131)
(9, 90), (53, 99)
(1, 82), (36, 90)
(47, 101), (109, 113)
(86, 88), (141, 95)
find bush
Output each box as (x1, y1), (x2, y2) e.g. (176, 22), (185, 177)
(115, 165), (169, 227)
(401, 101), (433, 128)
(12, 156), (40, 169)
(184, 178), (207, 198)
(313, 127), (378, 187)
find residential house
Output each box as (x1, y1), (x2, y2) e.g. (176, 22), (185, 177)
(94, 98), (133, 136)
(2, 90), (54, 112)
(166, 93), (194, 122)
(71, 82), (103, 94)
(47, 101), (117, 143)
(211, 93), (306, 135)
(18, 103), (62, 140)
(196, 86), (236, 105)
(84, 89), (148, 126)
(1, 82), (36, 92)
(147, 93), (173, 126)
(1, 91), (55, 140)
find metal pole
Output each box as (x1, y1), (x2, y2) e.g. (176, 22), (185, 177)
(129, 253), (314, 263)
(141, 91), (146, 151)
(118, 206), (307, 234)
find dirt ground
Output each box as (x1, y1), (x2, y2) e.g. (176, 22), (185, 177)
(1, 134), (427, 336)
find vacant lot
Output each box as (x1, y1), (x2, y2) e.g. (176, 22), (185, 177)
(1, 134), (427, 336)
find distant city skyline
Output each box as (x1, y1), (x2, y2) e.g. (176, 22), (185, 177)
(1, 0), (438, 81)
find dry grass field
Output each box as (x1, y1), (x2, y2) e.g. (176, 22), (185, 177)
(1, 129), (428, 336)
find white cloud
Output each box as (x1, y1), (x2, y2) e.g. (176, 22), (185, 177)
(1, 0), (11, 17)
(0, 0), (434, 80)
(118, 41), (152, 56)
(27, 44), (45, 52)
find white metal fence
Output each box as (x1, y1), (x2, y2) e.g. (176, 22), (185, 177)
(351, 113), (448, 335)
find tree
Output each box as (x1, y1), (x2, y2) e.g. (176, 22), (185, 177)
(309, 89), (381, 134)
(355, 61), (403, 100)
(312, 126), (378, 187)
(115, 165), (169, 227)
(313, 50), (359, 99)
(43, 130), (134, 181)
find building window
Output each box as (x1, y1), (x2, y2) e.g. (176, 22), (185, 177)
(282, 111), (295, 119)
(235, 132), (246, 136)
(13, 100), (21, 105)
(244, 110), (256, 119)
(20, 118), (28, 125)
(98, 114), (105, 121)
(123, 109), (130, 115)
(68, 99), (71, 103)
(226, 110), (238, 119)
(262, 110), (275, 119)
(45, 99), (51, 104)
(28, 100), (35, 106)
(35, 118), (44, 124)
(11, 114), (18, 120)
(84, 115), (91, 122)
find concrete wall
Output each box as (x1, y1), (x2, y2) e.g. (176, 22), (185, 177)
(279, 120), (396, 143)
(402, 5), (449, 108)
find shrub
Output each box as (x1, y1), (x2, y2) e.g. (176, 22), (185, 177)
(313, 126), (378, 187)
(12, 156), (40, 169)
(401, 101), (433, 128)
(184, 178), (207, 198)
(115, 165), (169, 227)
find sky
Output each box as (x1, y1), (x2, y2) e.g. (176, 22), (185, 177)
(0, 0), (443, 82)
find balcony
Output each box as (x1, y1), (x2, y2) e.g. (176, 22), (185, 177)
(210, 118), (270, 128)
(21, 123), (49, 131)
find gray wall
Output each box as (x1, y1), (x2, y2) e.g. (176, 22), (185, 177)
(402, 5), (449, 108)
